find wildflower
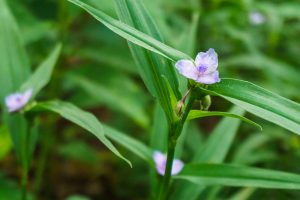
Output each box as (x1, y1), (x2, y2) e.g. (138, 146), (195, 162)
(175, 48), (220, 84)
(249, 11), (265, 25)
(153, 151), (184, 175)
(5, 89), (33, 112)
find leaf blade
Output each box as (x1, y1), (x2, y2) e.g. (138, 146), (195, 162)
(34, 100), (131, 166)
(204, 78), (300, 134)
(21, 44), (62, 97)
(176, 163), (300, 189)
(187, 110), (262, 130)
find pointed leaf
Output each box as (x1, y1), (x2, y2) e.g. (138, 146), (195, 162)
(68, 0), (190, 61)
(21, 44), (62, 97)
(103, 125), (153, 164)
(203, 79), (300, 134)
(34, 100), (131, 166)
(176, 163), (300, 189)
(0, 0), (30, 100)
(187, 110), (262, 130)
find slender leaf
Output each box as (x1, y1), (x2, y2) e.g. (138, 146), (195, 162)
(172, 106), (245, 200)
(0, 0), (30, 101)
(203, 78), (300, 134)
(67, 74), (149, 129)
(176, 163), (300, 189)
(21, 44), (62, 97)
(187, 110), (262, 130)
(68, 0), (190, 61)
(68, 0), (186, 122)
(113, 0), (181, 122)
(0, 126), (12, 160)
(33, 100), (131, 166)
(103, 125), (153, 164)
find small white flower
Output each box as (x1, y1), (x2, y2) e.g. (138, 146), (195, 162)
(175, 48), (220, 84)
(249, 11), (266, 25)
(153, 151), (184, 176)
(5, 89), (33, 112)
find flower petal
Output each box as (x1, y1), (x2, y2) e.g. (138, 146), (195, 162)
(175, 59), (198, 80)
(171, 159), (184, 175)
(153, 151), (165, 165)
(4, 89), (33, 112)
(22, 89), (33, 104)
(196, 71), (220, 84)
(195, 48), (218, 73)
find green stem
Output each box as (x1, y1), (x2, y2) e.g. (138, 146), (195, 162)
(21, 166), (28, 200)
(157, 88), (197, 200)
(157, 126), (177, 200)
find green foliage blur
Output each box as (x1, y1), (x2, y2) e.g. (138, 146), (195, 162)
(0, 0), (300, 199)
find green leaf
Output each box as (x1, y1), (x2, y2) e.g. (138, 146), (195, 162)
(112, 0), (181, 122)
(68, 0), (185, 122)
(176, 163), (300, 189)
(162, 76), (178, 111)
(114, 0), (181, 97)
(68, 0), (190, 61)
(102, 125), (153, 164)
(0, 0), (30, 100)
(4, 113), (28, 167)
(187, 110), (262, 130)
(67, 74), (149, 129)
(34, 100), (131, 167)
(203, 79), (300, 134)
(172, 106), (245, 200)
(0, 126), (12, 160)
(20, 44), (62, 97)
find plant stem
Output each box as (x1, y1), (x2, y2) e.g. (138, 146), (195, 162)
(158, 126), (177, 200)
(21, 166), (28, 200)
(157, 88), (196, 200)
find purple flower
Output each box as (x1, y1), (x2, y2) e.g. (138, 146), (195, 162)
(249, 11), (265, 25)
(5, 89), (33, 112)
(153, 151), (184, 176)
(175, 48), (220, 84)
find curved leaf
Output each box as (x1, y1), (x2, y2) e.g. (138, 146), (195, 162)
(21, 44), (62, 97)
(0, 0), (30, 100)
(68, 0), (190, 61)
(34, 100), (131, 167)
(103, 125), (153, 164)
(176, 163), (300, 189)
(187, 110), (262, 130)
(203, 79), (300, 134)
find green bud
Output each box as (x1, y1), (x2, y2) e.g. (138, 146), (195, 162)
(201, 95), (211, 111)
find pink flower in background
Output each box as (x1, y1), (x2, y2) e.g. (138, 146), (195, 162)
(175, 48), (220, 84)
(153, 151), (184, 176)
(5, 89), (33, 112)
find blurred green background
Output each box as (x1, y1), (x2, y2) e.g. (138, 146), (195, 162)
(0, 0), (300, 199)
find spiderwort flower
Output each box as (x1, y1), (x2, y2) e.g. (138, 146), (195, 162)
(249, 11), (266, 25)
(5, 89), (33, 112)
(153, 151), (184, 175)
(175, 48), (220, 84)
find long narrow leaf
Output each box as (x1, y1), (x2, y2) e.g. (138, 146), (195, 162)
(33, 100), (131, 166)
(21, 44), (62, 97)
(68, 0), (190, 61)
(203, 78), (300, 134)
(103, 125), (153, 164)
(176, 163), (300, 189)
(0, 0), (30, 100)
(172, 106), (245, 200)
(187, 110), (261, 130)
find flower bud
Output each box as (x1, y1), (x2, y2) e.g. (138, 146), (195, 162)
(176, 100), (185, 115)
(201, 95), (211, 111)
